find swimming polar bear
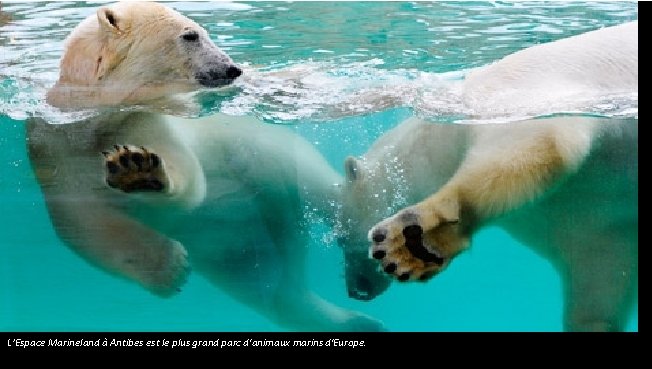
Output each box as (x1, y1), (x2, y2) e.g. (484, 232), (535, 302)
(339, 21), (638, 331)
(27, 1), (383, 332)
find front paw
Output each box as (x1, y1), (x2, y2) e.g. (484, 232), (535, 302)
(103, 145), (168, 193)
(368, 205), (469, 282)
(144, 240), (191, 298)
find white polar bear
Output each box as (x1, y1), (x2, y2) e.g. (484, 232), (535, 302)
(28, 1), (383, 332)
(339, 21), (638, 331)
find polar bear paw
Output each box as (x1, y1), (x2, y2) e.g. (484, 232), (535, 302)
(368, 205), (469, 282)
(103, 145), (169, 193)
(143, 240), (191, 297)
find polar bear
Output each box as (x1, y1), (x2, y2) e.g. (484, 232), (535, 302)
(339, 21), (638, 331)
(28, 1), (383, 332)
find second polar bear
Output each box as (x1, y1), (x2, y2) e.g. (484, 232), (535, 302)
(29, 1), (383, 331)
(340, 21), (638, 331)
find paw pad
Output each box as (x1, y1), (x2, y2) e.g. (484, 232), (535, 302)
(369, 205), (460, 283)
(103, 145), (167, 193)
(402, 225), (443, 264)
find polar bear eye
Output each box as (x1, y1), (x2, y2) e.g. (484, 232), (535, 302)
(182, 31), (199, 42)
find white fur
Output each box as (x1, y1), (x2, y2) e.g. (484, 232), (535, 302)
(463, 21), (638, 116)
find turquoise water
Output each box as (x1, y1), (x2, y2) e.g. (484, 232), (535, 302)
(0, 1), (637, 331)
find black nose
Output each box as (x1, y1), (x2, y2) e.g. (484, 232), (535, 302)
(196, 66), (242, 88)
(347, 275), (375, 301)
(226, 66), (242, 79)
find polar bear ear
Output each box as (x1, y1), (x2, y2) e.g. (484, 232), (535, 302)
(344, 156), (362, 182)
(97, 7), (121, 34)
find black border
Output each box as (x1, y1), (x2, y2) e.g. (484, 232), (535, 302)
(0, 331), (641, 355)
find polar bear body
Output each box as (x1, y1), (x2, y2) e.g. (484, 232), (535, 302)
(29, 1), (383, 331)
(28, 112), (378, 331)
(340, 22), (638, 331)
(463, 21), (638, 116)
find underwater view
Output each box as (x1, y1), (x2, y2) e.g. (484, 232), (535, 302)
(0, 1), (637, 332)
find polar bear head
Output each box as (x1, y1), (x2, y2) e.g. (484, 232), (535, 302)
(338, 156), (393, 301)
(47, 1), (242, 108)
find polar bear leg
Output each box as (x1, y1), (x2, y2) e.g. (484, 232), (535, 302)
(193, 251), (386, 332)
(44, 198), (191, 297)
(370, 118), (596, 281)
(561, 232), (638, 332)
(189, 204), (386, 332)
(271, 287), (387, 332)
(27, 118), (191, 297)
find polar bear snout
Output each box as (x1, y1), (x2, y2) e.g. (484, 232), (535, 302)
(344, 251), (392, 301)
(182, 27), (243, 88)
(347, 275), (375, 300)
(195, 64), (242, 87)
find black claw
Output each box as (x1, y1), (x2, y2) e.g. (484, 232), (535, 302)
(372, 230), (386, 243)
(106, 161), (120, 174)
(372, 250), (386, 260)
(419, 273), (433, 281)
(383, 263), (397, 274)
(397, 273), (410, 282)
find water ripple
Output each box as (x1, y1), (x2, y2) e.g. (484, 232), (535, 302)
(0, 1), (638, 124)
